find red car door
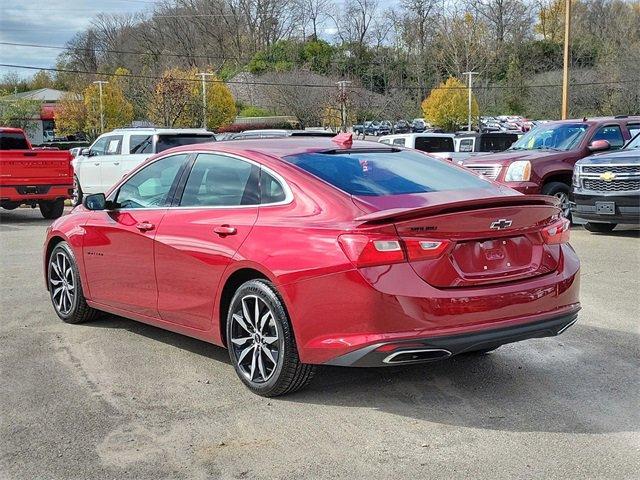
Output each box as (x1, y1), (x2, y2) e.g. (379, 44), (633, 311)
(82, 154), (190, 317)
(154, 153), (260, 330)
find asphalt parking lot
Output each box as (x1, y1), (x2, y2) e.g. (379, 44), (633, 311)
(1, 207), (639, 479)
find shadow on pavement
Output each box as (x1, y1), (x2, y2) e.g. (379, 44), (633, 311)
(83, 313), (639, 436)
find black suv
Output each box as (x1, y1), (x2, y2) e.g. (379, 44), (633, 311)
(571, 132), (640, 232)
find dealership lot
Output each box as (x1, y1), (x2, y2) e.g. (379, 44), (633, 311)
(1, 208), (638, 479)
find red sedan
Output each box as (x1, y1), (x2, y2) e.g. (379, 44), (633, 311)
(43, 136), (580, 396)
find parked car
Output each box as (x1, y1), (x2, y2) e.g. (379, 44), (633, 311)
(229, 129), (336, 140)
(460, 116), (640, 217)
(393, 120), (411, 134)
(454, 132), (519, 154)
(44, 136), (580, 396)
(571, 132), (640, 232)
(411, 118), (427, 133)
(364, 121), (380, 136)
(0, 127), (73, 219)
(379, 133), (460, 161)
(352, 121), (371, 137)
(73, 128), (215, 205)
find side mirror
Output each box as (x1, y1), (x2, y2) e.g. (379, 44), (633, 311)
(83, 193), (106, 210)
(588, 139), (610, 152)
(80, 148), (91, 157)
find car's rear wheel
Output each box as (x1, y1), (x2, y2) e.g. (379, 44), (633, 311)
(72, 175), (83, 207)
(39, 199), (65, 219)
(584, 222), (617, 233)
(48, 242), (99, 324)
(226, 279), (316, 397)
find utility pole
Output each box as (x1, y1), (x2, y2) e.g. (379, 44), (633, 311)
(197, 72), (215, 129)
(561, 0), (573, 119)
(92, 80), (108, 133)
(336, 80), (352, 133)
(462, 72), (478, 132)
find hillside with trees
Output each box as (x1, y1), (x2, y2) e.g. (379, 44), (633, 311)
(1, 0), (638, 133)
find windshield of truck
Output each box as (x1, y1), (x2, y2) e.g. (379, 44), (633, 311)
(626, 133), (640, 149)
(155, 134), (215, 153)
(0, 132), (29, 150)
(509, 123), (588, 151)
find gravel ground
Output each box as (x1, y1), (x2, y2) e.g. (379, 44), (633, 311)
(1, 207), (639, 479)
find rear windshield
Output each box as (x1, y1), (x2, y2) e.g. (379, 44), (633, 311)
(0, 132), (29, 150)
(283, 149), (491, 196)
(155, 134), (215, 153)
(414, 136), (454, 153)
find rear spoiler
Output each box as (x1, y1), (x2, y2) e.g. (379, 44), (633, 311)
(355, 195), (560, 225)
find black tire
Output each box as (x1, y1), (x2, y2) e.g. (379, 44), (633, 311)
(47, 242), (99, 324)
(72, 175), (83, 207)
(541, 181), (571, 219)
(226, 279), (316, 397)
(584, 222), (617, 233)
(39, 199), (65, 219)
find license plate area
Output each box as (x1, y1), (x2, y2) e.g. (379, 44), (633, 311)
(451, 236), (535, 277)
(596, 201), (615, 215)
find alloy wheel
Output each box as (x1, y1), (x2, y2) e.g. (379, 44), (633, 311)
(555, 191), (570, 218)
(229, 295), (280, 384)
(49, 250), (75, 316)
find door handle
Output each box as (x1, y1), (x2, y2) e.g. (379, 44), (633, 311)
(213, 225), (237, 236)
(136, 221), (155, 232)
(113, 162), (120, 165)
(94, 162), (100, 166)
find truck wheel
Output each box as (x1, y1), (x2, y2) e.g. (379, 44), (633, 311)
(584, 222), (616, 233)
(0, 201), (20, 210)
(541, 182), (571, 219)
(72, 175), (83, 207)
(39, 199), (65, 219)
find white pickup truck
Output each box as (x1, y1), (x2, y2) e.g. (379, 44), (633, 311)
(72, 127), (215, 205)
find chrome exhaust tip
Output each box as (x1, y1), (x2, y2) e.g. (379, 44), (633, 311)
(382, 348), (452, 364)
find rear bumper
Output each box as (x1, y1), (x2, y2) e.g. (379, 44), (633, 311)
(571, 191), (640, 224)
(0, 184), (73, 203)
(325, 310), (579, 366)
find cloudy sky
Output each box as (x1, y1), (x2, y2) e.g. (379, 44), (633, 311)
(0, 0), (154, 78)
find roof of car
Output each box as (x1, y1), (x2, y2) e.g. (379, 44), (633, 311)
(379, 132), (455, 140)
(109, 128), (214, 135)
(162, 137), (385, 159)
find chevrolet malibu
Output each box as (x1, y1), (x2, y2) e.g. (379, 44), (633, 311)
(43, 136), (580, 397)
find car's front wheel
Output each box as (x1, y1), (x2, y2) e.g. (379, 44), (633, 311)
(48, 242), (99, 324)
(226, 279), (316, 397)
(72, 175), (83, 207)
(541, 182), (571, 219)
(584, 222), (616, 233)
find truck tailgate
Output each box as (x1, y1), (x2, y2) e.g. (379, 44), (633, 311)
(0, 150), (73, 182)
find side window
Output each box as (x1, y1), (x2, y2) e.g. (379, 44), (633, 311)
(180, 154), (259, 207)
(129, 135), (153, 154)
(115, 154), (188, 209)
(100, 135), (123, 156)
(592, 125), (624, 149)
(627, 124), (640, 139)
(89, 136), (108, 156)
(260, 170), (286, 204)
(458, 138), (474, 152)
(392, 138), (406, 146)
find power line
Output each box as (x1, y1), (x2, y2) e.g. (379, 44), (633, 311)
(0, 63), (636, 91)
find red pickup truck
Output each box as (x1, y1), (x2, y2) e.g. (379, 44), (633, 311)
(0, 127), (74, 219)
(460, 116), (640, 216)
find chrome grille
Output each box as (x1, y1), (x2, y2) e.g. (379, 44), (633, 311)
(582, 165), (640, 174)
(583, 178), (640, 192)
(465, 164), (502, 180)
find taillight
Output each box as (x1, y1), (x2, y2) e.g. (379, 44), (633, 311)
(403, 239), (451, 260)
(542, 218), (570, 244)
(338, 234), (451, 267)
(338, 234), (405, 267)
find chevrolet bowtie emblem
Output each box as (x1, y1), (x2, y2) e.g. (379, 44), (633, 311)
(490, 219), (513, 230)
(600, 171), (616, 182)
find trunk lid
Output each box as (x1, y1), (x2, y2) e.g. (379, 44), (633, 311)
(356, 194), (562, 288)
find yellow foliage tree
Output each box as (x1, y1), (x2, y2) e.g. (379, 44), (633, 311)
(421, 77), (478, 132)
(83, 68), (134, 136)
(148, 67), (236, 130)
(55, 92), (87, 137)
(535, 0), (565, 43)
